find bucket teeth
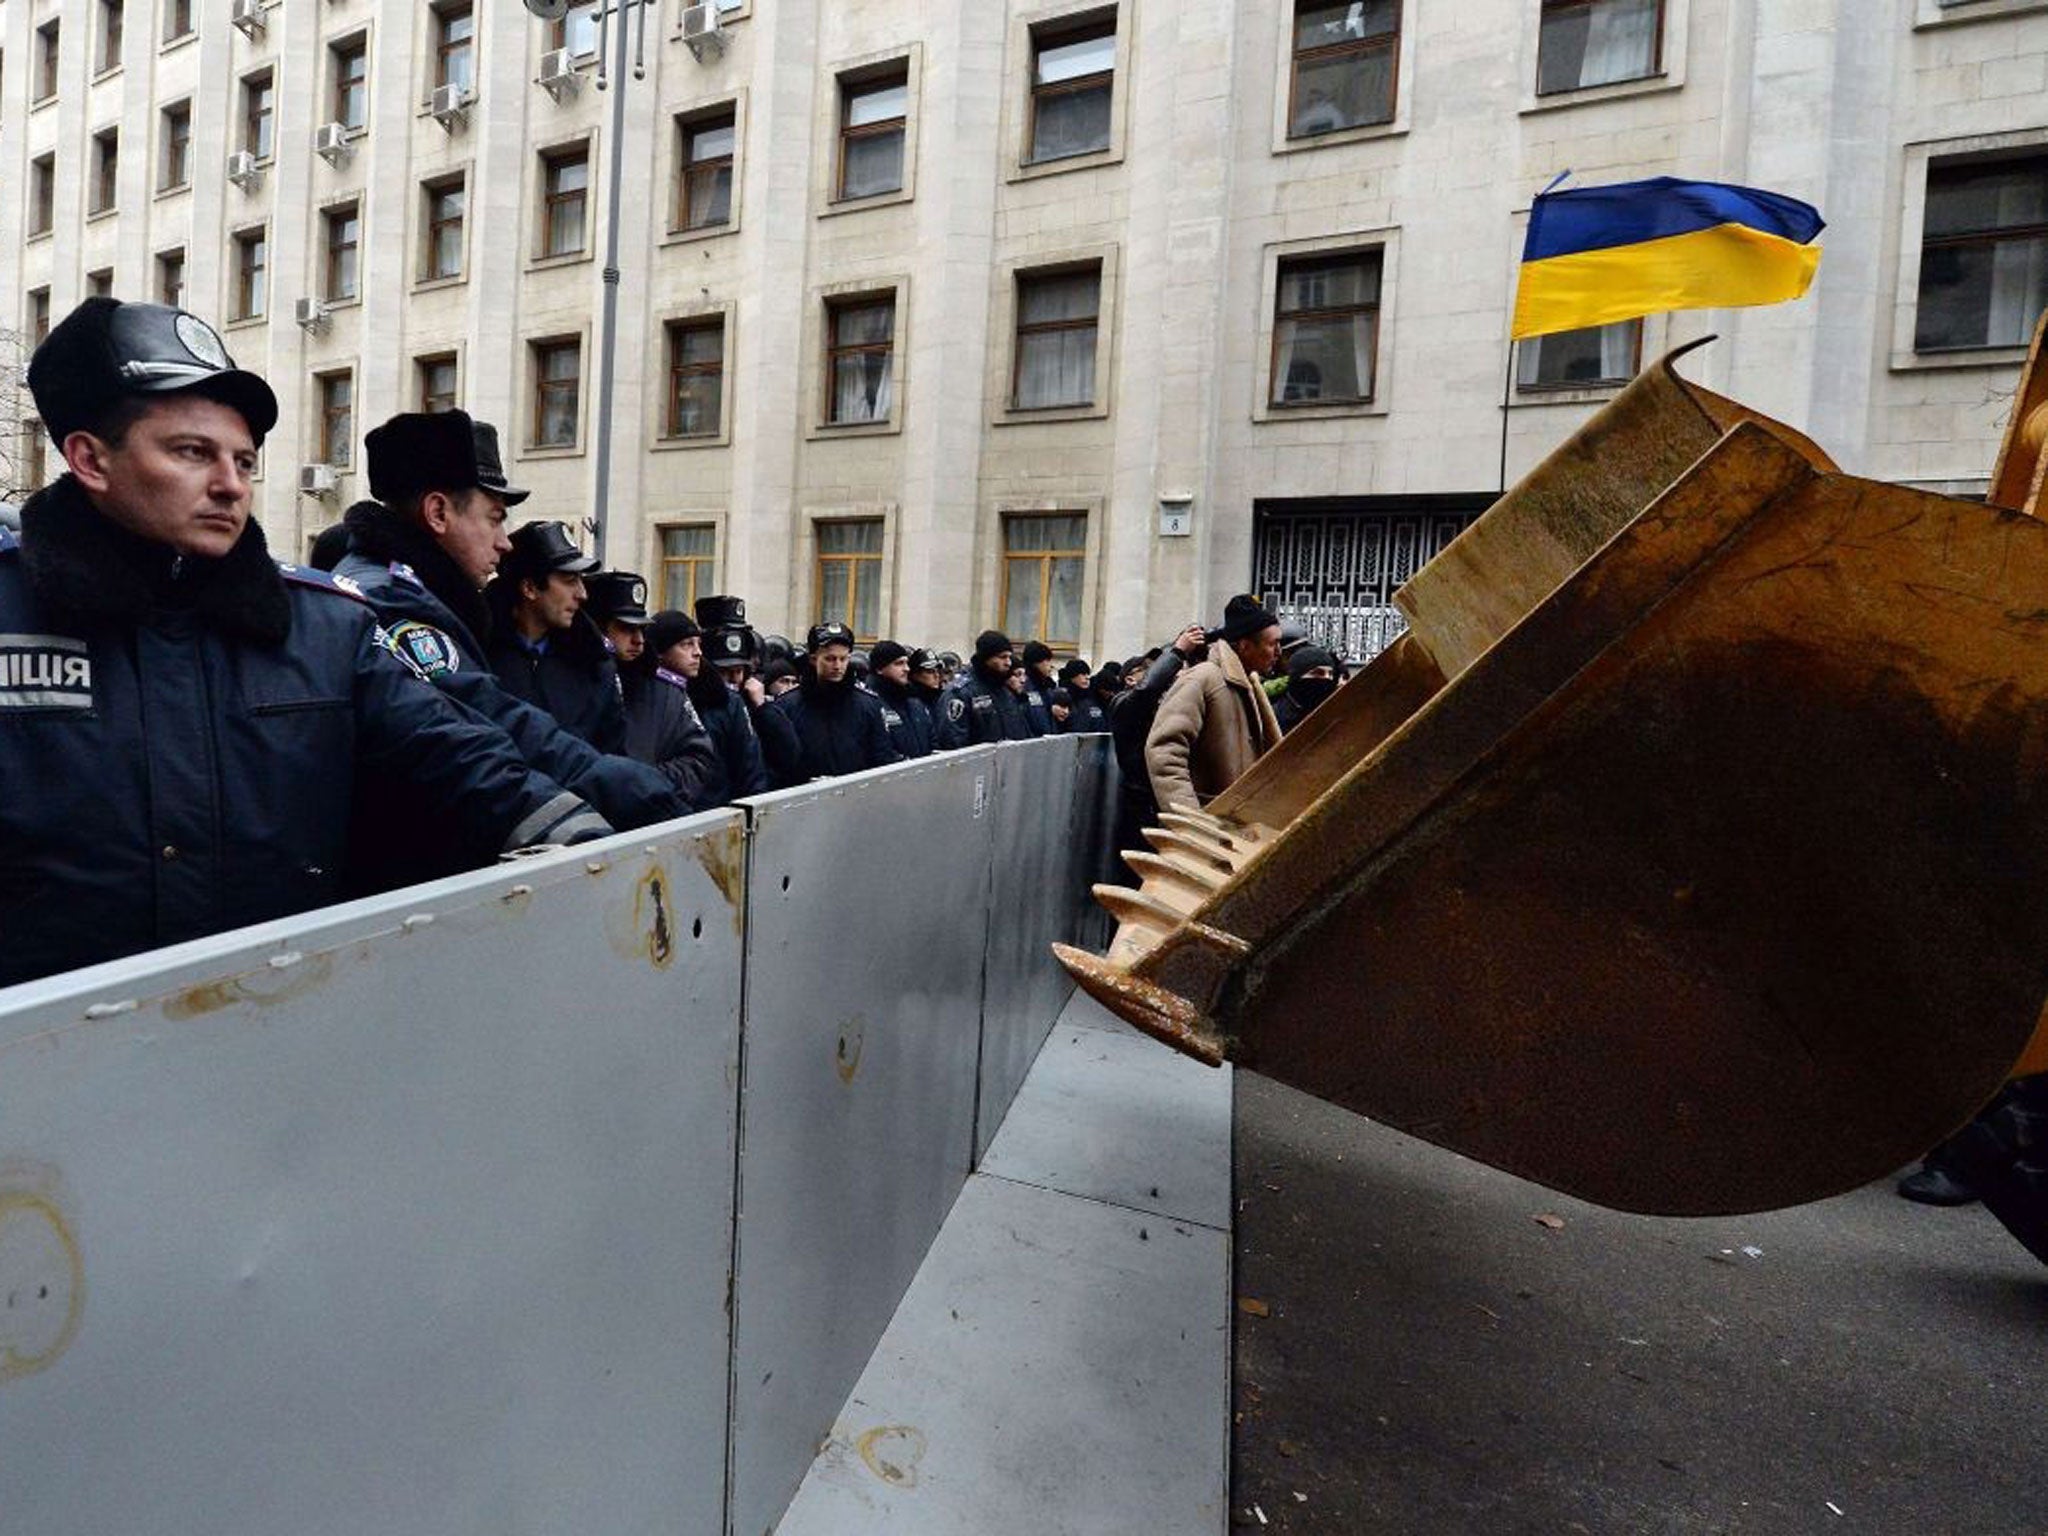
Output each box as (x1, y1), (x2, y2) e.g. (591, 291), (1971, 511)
(1121, 850), (1227, 912)
(1156, 809), (1249, 847)
(1142, 827), (1243, 875)
(1052, 944), (1227, 1067)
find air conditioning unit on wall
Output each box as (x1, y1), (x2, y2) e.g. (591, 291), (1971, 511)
(294, 297), (330, 334)
(680, 4), (727, 62)
(225, 150), (262, 190)
(429, 83), (471, 131)
(230, 0), (266, 40)
(299, 464), (339, 499)
(537, 49), (580, 101)
(313, 122), (353, 165)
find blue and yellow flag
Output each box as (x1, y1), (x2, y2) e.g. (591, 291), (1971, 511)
(1512, 177), (1824, 340)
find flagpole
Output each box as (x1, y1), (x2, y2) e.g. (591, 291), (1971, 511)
(1498, 340), (1514, 493)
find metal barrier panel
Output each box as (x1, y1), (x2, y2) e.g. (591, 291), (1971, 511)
(728, 749), (999, 1536)
(0, 815), (747, 1536)
(975, 737), (1097, 1160)
(1069, 731), (1121, 956)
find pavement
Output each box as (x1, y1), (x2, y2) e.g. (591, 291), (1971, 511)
(1230, 1071), (2048, 1536)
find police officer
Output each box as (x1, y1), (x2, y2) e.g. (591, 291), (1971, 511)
(1059, 658), (1110, 733)
(1017, 641), (1058, 736)
(909, 647), (948, 724)
(699, 594), (802, 786)
(485, 521), (625, 752)
(648, 608), (769, 805)
(334, 410), (685, 890)
(769, 622), (903, 784)
(936, 629), (1034, 749)
(868, 639), (935, 758)
(588, 571), (719, 811)
(0, 298), (609, 987)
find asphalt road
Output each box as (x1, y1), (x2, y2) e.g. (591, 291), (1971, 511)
(1230, 1072), (2048, 1535)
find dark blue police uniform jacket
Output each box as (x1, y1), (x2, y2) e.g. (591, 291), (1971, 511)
(0, 480), (602, 989)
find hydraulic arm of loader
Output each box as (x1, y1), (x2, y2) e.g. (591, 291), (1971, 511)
(1061, 319), (2048, 1218)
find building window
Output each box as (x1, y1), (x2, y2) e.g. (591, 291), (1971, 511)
(531, 338), (582, 448)
(814, 521), (883, 642)
(1536, 0), (1663, 95)
(418, 353), (460, 413)
(1289, 0), (1398, 138)
(158, 249), (186, 309)
(1271, 249), (1382, 406)
(838, 67), (909, 201)
(164, 0), (193, 44)
(27, 289), (50, 347)
(676, 109), (736, 232)
(324, 203), (361, 302)
(659, 526), (718, 611)
(826, 295), (896, 425)
(435, 3), (475, 95)
(87, 269), (115, 299)
(90, 129), (120, 216)
(1001, 514), (1087, 652)
(423, 176), (466, 280)
(665, 319), (725, 438)
(317, 372), (355, 468)
(33, 21), (58, 103)
(1028, 13), (1116, 165)
(161, 102), (192, 190)
(332, 35), (369, 131)
(27, 154), (55, 237)
(1013, 266), (1101, 410)
(553, 1), (600, 57)
(97, 0), (123, 74)
(232, 228), (269, 322)
(1517, 320), (1642, 392)
(540, 145), (590, 257)
(244, 70), (275, 160)
(1915, 153), (2048, 353)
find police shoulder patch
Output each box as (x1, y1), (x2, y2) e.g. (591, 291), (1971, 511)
(385, 620), (461, 678)
(278, 562), (371, 605)
(947, 696), (967, 722)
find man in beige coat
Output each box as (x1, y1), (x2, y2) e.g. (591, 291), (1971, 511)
(1145, 595), (1287, 812)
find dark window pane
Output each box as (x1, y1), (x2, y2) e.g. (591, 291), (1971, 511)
(1916, 236), (2048, 351)
(841, 129), (904, 199)
(1537, 0), (1660, 94)
(1031, 81), (1112, 162)
(1291, 44), (1395, 135)
(1274, 314), (1373, 402)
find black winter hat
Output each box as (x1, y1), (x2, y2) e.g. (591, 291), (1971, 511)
(587, 570), (653, 625)
(1287, 645), (1339, 681)
(29, 297), (280, 445)
(647, 609), (701, 654)
(1214, 594), (1281, 643)
(974, 629), (1013, 663)
(1021, 641), (1055, 669)
(870, 640), (911, 670)
(1058, 658), (1091, 685)
(365, 409), (530, 507)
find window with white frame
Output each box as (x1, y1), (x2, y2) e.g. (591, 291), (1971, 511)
(1517, 320), (1642, 392)
(1915, 153), (2048, 353)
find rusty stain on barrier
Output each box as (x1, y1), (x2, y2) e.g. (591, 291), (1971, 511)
(855, 1424), (928, 1488)
(835, 1020), (866, 1085)
(694, 819), (748, 929)
(0, 1171), (84, 1386)
(163, 952), (336, 1022)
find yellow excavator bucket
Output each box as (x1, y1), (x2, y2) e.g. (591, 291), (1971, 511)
(1060, 319), (2048, 1217)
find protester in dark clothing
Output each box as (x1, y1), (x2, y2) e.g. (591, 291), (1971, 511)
(1059, 658), (1110, 733)
(1273, 646), (1340, 735)
(484, 521), (626, 753)
(769, 623), (903, 784)
(650, 608), (769, 806)
(1109, 623), (1210, 880)
(870, 639), (936, 758)
(936, 629), (1034, 748)
(589, 573), (719, 811)
(0, 299), (610, 986)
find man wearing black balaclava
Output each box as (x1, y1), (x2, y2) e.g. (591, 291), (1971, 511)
(1273, 646), (1340, 735)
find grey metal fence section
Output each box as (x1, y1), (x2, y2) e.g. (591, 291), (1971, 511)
(726, 748), (999, 1536)
(0, 812), (749, 1536)
(0, 743), (1110, 1536)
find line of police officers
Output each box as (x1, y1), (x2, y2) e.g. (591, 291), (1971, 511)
(0, 297), (1118, 992)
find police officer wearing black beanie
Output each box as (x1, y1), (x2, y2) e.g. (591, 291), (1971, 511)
(0, 299), (612, 984)
(767, 622), (903, 784)
(935, 628), (1034, 748)
(868, 639), (936, 758)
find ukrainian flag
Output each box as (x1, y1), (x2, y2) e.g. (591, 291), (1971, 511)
(1512, 177), (1824, 340)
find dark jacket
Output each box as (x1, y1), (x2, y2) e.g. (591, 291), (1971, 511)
(935, 662), (1034, 749)
(333, 501), (685, 890)
(685, 668), (771, 806)
(1019, 672), (1056, 737)
(871, 675), (936, 759)
(1063, 692), (1110, 734)
(0, 479), (605, 989)
(483, 590), (628, 754)
(1108, 647), (1198, 874)
(621, 661), (720, 811)
(768, 673), (903, 784)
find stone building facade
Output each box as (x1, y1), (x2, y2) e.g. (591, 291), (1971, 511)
(1, 0), (2043, 660)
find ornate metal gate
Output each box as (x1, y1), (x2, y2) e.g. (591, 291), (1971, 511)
(1254, 497), (1489, 662)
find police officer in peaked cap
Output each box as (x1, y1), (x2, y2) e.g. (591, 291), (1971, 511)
(332, 409), (686, 893)
(0, 298), (612, 987)
(484, 520), (627, 753)
(695, 593), (803, 785)
(588, 571), (719, 811)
